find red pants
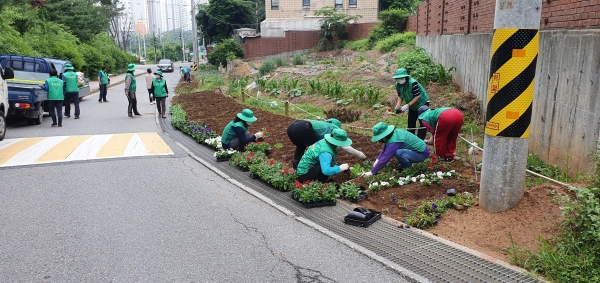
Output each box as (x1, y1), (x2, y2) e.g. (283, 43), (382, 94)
(433, 108), (463, 158)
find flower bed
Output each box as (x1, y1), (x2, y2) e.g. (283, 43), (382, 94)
(291, 180), (337, 208)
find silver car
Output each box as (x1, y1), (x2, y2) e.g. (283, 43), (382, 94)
(157, 59), (174, 72)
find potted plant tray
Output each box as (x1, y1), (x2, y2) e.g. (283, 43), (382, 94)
(292, 195), (336, 208)
(344, 210), (382, 228)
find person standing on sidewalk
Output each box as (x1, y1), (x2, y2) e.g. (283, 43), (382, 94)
(145, 68), (155, 105)
(62, 63), (80, 119)
(286, 118), (366, 169)
(392, 68), (430, 140)
(97, 66), (109, 102)
(40, 69), (64, 127)
(124, 64), (141, 118)
(417, 106), (464, 162)
(150, 71), (168, 118)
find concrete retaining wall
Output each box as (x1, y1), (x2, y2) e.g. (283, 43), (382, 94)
(417, 29), (600, 174)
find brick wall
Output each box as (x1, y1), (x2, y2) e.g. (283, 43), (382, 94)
(407, 0), (600, 35)
(242, 23), (375, 59)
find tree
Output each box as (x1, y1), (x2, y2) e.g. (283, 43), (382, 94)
(314, 7), (362, 51)
(207, 38), (243, 68)
(42, 0), (111, 42)
(380, 0), (423, 14)
(196, 0), (256, 43)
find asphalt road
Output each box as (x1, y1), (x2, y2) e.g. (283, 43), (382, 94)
(0, 68), (410, 282)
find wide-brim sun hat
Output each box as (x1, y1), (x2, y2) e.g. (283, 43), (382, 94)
(417, 105), (430, 115)
(326, 118), (342, 128)
(127, 63), (136, 71)
(324, 128), (352, 147)
(153, 70), (163, 77)
(64, 63), (74, 71)
(371, 122), (395, 142)
(237, 108), (258, 123)
(392, 68), (409, 79)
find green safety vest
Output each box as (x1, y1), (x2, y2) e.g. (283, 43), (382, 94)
(309, 120), (339, 139)
(418, 107), (450, 130)
(386, 129), (427, 153)
(126, 73), (136, 91)
(395, 77), (429, 111)
(63, 71), (79, 93)
(46, 76), (64, 101)
(297, 139), (337, 175)
(221, 120), (247, 145)
(99, 70), (109, 84)
(181, 68), (187, 74)
(152, 79), (167, 98)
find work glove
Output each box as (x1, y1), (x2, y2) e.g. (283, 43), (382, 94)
(425, 137), (433, 145)
(254, 131), (264, 139)
(400, 104), (410, 113)
(339, 163), (349, 172)
(360, 171), (373, 177)
(356, 151), (367, 159)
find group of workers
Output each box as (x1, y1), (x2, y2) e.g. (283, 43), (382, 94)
(220, 68), (465, 183)
(40, 63), (82, 127)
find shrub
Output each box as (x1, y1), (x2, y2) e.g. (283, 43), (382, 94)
(292, 54), (306, 65)
(374, 32), (416, 53)
(258, 59), (276, 76)
(346, 38), (369, 52)
(325, 108), (361, 123)
(207, 38), (244, 68)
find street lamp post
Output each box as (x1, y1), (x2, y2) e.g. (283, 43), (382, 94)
(191, 0), (199, 66)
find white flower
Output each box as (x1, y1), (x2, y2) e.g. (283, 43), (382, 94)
(450, 170), (455, 173)
(369, 182), (379, 188)
(436, 172), (444, 178)
(398, 180), (405, 186)
(420, 179), (426, 183)
(380, 181), (390, 186)
(419, 174), (425, 178)
(411, 177), (417, 183)
(446, 172), (452, 176)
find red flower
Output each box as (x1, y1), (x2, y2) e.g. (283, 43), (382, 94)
(392, 169), (396, 173)
(323, 183), (328, 188)
(237, 158), (240, 162)
(266, 127), (270, 132)
(440, 165), (445, 171)
(304, 180), (311, 186)
(250, 151), (254, 155)
(318, 190), (323, 194)
(295, 180), (303, 188)
(246, 158), (250, 161)
(257, 142), (261, 145)
(284, 168), (289, 174)
(269, 159), (274, 165)
(432, 156), (437, 163)
(428, 163), (433, 168)
(354, 182), (358, 185)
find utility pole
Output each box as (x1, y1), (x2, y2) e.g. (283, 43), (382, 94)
(150, 0), (157, 63)
(179, 0), (185, 62)
(480, 0), (542, 212)
(191, 0), (199, 66)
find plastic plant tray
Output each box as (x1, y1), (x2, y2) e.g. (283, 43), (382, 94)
(344, 211), (382, 228)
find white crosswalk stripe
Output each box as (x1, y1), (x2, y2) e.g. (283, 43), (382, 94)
(0, 132), (173, 168)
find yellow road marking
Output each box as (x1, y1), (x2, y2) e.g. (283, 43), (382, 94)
(36, 135), (92, 163)
(138, 133), (173, 155)
(96, 133), (134, 157)
(0, 137), (46, 165)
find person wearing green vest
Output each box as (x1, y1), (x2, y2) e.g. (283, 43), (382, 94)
(62, 63), (80, 119)
(296, 128), (352, 183)
(124, 63), (141, 118)
(180, 66), (187, 78)
(221, 109), (264, 150)
(150, 71), (169, 118)
(40, 69), (64, 127)
(97, 66), (109, 102)
(392, 68), (430, 140)
(417, 106), (464, 162)
(360, 122), (430, 177)
(287, 118), (366, 169)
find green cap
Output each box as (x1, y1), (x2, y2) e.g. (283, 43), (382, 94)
(392, 68), (409, 79)
(236, 108), (257, 122)
(324, 128), (352, 147)
(153, 70), (163, 77)
(326, 118), (342, 128)
(64, 63), (74, 71)
(127, 63), (136, 71)
(371, 122), (395, 142)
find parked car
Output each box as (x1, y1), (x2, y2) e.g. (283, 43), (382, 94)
(157, 59), (174, 72)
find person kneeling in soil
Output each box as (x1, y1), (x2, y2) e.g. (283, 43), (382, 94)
(287, 118), (366, 169)
(221, 108), (263, 150)
(417, 106), (464, 162)
(150, 71), (169, 118)
(360, 122), (429, 177)
(296, 129), (352, 183)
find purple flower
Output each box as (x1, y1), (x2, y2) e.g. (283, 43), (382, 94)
(431, 203), (437, 210)
(391, 196), (397, 202)
(436, 212), (441, 218)
(434, 219), (438, 225)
